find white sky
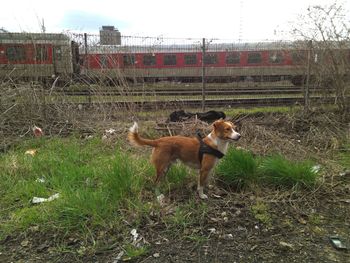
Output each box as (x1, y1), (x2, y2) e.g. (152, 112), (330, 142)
(1, 0), (349, 40)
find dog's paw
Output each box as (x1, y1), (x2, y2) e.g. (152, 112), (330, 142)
(199, 193), (208, 200)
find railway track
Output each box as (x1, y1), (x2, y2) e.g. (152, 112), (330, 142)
(59, 86), (323, 97)
(75, 96), (333, 110)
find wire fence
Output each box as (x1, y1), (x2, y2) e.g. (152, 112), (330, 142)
(67, 32), (314, 110)
(0, 31), (349, 114)
(1, 31), (349, 150)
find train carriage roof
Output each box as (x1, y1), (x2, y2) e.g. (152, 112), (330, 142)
(83, 41), (298, 54)
(0, 32), (71, 44)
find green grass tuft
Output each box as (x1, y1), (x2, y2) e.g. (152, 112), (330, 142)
(215, 148), (319, 189)
(259, 155), (319, 188)
(216, 147), (258, 188)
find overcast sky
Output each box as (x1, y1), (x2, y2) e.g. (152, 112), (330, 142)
(1, 0), (349, 40)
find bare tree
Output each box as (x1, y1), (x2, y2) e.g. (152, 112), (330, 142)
(291, 1), (350, 114)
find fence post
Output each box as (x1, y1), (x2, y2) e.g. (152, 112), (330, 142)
(84, 33), (92, 105)
(304, 40), (312, 113)
(201, 38), (206, 111)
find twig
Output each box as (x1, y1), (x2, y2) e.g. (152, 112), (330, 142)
(1, 103), (17, 115)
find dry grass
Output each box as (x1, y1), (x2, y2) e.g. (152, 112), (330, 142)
(0, 81), (138, 151)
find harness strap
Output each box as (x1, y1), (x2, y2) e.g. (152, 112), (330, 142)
(198, 137), (224, 163)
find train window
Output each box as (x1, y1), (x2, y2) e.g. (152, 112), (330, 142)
(247, 52), (262, 64)
(6, 46), (26, 61)
(269, 52), (284, 64)
(54, 46), (62, 61)
(36, 45), (48, 62)
(226, 52), (240, 64)
(123, 54), (135, 66)
(143, 54), (156, 66)
(204, 54), (218, 65)
(184, 54), (197, 65)
(163, 54), (177, 65)
(99, 54), (108, 68)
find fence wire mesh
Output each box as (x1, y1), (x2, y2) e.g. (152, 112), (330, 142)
(0, 32), (349, 121)
(1, 31), (349, 150)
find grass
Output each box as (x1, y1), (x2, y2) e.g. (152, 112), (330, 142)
(337, 142), (350, 168)
(48, 93), (308, 104)
(224, 105), (300, 116)
(216, 147), (319, 189)
(164, 163), (193, 188)
(259, 155), (319, 188)
(124, 244), (149, 260)
(216, 147), (258, 189)
(0, 135), (322, 258)
(0, 137), (145, 241)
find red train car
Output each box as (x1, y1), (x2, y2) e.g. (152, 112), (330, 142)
(0, 33), (307, 85)
(81, 43), (306, 85)
(0, 33), (79, 81)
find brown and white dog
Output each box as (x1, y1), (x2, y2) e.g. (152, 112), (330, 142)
(127, 119), (241, 199)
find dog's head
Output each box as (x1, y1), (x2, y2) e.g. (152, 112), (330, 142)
(213, 119), (241, 141)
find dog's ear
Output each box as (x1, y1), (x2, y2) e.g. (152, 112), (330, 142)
(213, 119), (223, 129)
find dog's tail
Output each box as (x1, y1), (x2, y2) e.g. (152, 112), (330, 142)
(127, 122), (158, 147)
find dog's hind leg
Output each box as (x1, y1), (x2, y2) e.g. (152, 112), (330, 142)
(154, 163), (172, 183)
(151, 149), (172, 184)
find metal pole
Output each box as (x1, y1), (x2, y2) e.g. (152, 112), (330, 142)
(84, 33), (91, 105)
(84, 33), (88, 69)
(201, 38), (206, 112)
(304, 40), (312, 113)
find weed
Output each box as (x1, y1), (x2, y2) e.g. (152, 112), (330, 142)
(259, 155), (319, 188)
(251, 202), (272, 225)
(164, 199), (207, 237)
(309, 213), (323, 225)
(124, 244), (149, 260)
(216, 147), (258, 189)
(167, 207), (194, 230)
(337, 142), (350, 168)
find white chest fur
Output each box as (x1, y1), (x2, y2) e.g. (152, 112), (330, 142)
(207, 133), (229, 155)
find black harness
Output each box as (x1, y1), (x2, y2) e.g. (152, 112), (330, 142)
(197, 137), (225, 163)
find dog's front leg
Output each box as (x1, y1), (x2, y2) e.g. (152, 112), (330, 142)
(198, 156), (217, 199)
(197, 160), (215, 199)
(197, 180), (208, 199)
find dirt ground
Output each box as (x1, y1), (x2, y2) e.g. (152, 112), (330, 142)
(1, 112), (350, 263)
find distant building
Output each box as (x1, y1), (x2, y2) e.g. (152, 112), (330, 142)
(99, 26), (121, 45)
